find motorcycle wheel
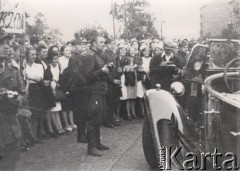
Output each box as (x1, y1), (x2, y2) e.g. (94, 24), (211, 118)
(142, 117), (158, 168)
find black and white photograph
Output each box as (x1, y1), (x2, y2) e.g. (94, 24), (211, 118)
(0, 0), (240, 170)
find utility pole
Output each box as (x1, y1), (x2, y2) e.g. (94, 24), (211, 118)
(124, 0), (127, 34)
(160, 22), (163, 40)
(160, 11), (165, 40)
(111, 0), (116, 41)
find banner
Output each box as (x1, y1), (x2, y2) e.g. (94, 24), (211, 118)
(0, 0), (25, 34)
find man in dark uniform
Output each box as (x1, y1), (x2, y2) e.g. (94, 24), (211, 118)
(102, 38), (121, 127)
(0, 30), (23, 171)
(150, 39), (183, 91)
(68, 39), (88, 143)
(83, 34), (110, 157)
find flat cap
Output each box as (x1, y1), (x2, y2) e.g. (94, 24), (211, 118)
(163, 39), (176, 50)
(178, 40), (188, 48)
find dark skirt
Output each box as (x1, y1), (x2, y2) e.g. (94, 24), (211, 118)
(107, 83), (122, 102)
(61, 94), (74, 111)
(28, 83), (45, 116)
(124, 72), (136, 87)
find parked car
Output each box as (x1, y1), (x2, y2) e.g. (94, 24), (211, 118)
(142, 39), (240, 170)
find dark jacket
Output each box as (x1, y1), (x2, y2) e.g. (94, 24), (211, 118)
(0, 65), (22, 146)
(102, 49), (117, 64)
(102, 49), (118, 84)
(67, 51), (87, 94)
(173, 51), (187, 69)
(149, 53), (178, 89)
(83, 49), (107, 95)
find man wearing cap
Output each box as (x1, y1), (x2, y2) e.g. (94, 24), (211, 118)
(83, 34), (110, 157)
(102, 38), (121, 127)
(150, 39), (183, 90)
(0, 30), (23, 170)
(67, 39), (88, 143)
(173, 40), (189, 69)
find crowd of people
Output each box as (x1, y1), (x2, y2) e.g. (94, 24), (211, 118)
(0, 25), (196, 170)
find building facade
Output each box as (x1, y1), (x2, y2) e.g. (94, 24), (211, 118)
(200, 0), (231, 38)
(229, 0), (240, 34)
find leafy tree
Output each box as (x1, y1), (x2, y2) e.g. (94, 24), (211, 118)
(76, 24), (108, 42)
(25, 12), (49, 45)
(110, 0), (159, 39)
(33, 12), (49, 38)
(48, 28), (63, 43)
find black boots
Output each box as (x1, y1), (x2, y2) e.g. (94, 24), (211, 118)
(77, 134), (88, 143)
(87, 127), (102, 157)
(96, 143), (110, 150)
(88, 147), (102, 157)
(96, 127), (110, 151)
(77, 126), (87, 143)
(87, 126), (110, 157)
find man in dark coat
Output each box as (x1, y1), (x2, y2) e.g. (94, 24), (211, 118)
(67, 40), (88, 143)
(83, 34), (110, 157)
(173, 40), (188, 69)
(0, 30), (23, 171)
(102, 38), (121, 127)
(173, 40), (189, 109)
(150, 39), (183, 91)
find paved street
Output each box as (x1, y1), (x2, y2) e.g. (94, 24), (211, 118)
(15, 119), (158, 171)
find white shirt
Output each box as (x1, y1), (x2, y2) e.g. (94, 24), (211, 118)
(11, 60), (20, 70)
(58, 56), (70, 73)
(25, 62), (44, 84)
(50, 64), (60, 82)
(161, 51), (173, 62)
(141, 57), (151, 73)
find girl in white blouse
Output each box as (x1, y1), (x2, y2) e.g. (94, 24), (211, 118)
(25, 48), (44, 144)
(136, 47), (151, 116)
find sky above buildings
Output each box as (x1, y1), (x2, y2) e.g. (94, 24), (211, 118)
(24, 0), (216, 41)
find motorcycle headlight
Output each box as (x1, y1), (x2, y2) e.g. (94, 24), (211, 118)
(194, 61), (202, 71)
(170, 82), (185, 96)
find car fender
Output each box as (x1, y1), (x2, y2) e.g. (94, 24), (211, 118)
(144, 89), (197, 157)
